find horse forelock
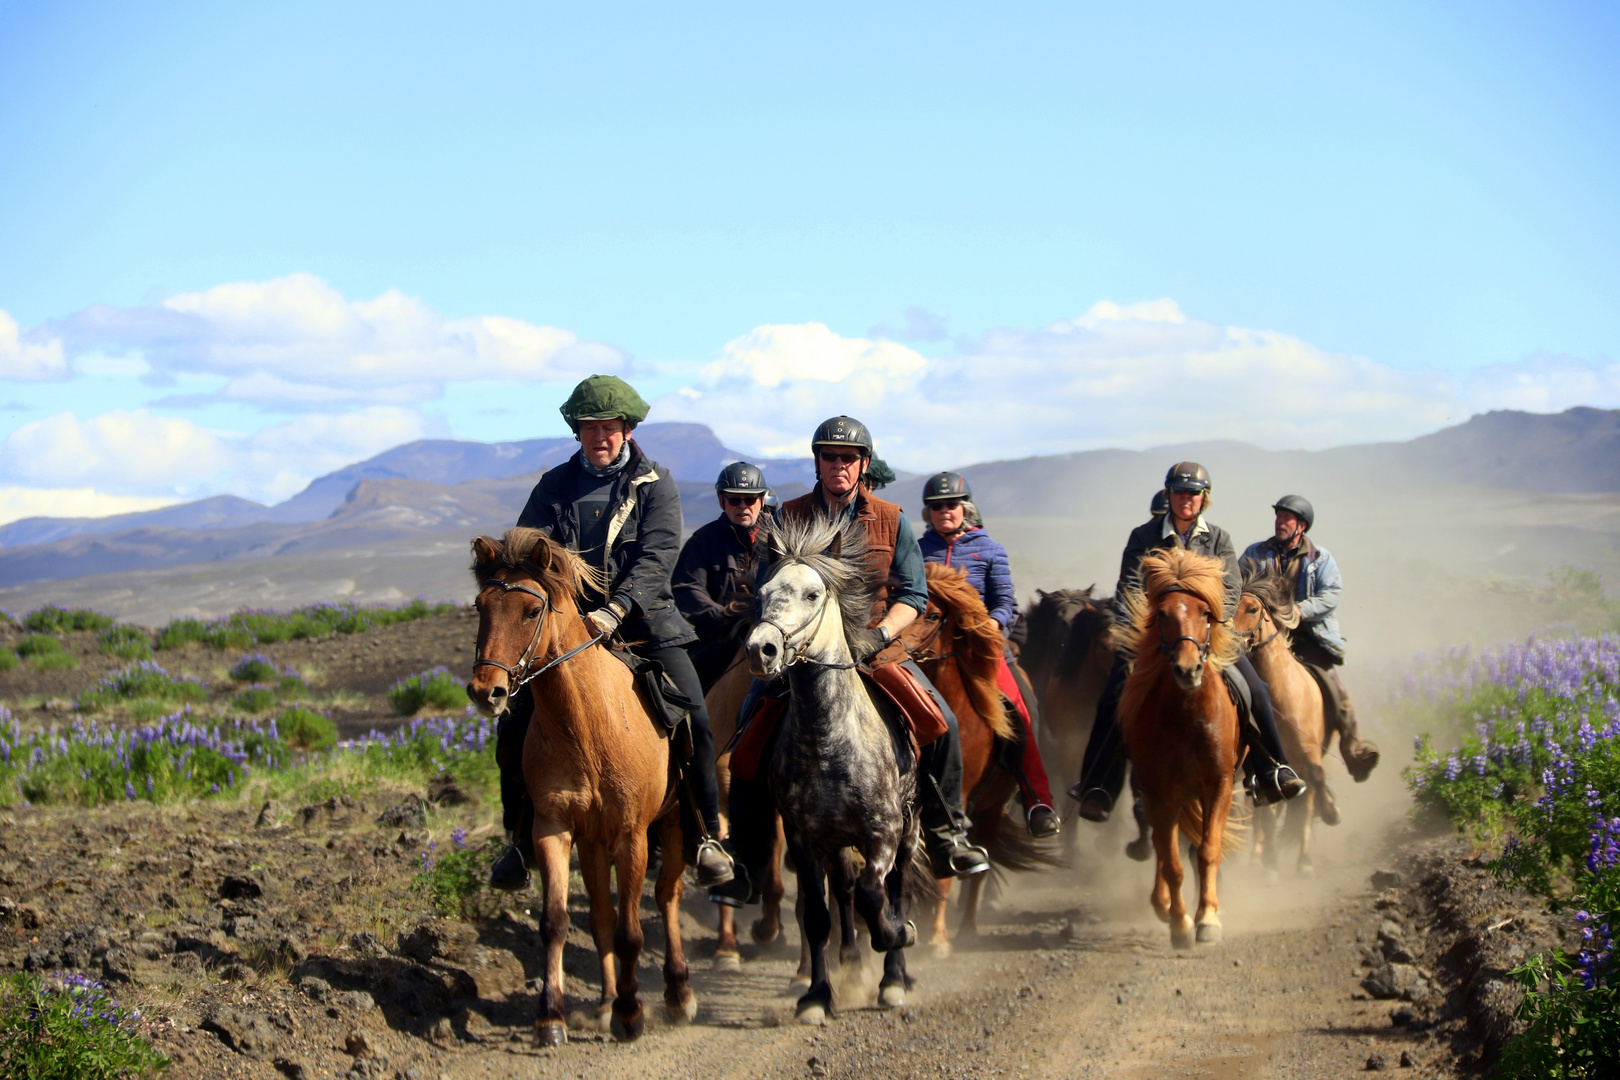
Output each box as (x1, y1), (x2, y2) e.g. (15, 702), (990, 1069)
(469, 528), (603, 610)
(921, 563), (1010, 737)
(757, 512), (875, 646)
(1239, 562), (1300, 630)
(1118, 548), (1240, 675)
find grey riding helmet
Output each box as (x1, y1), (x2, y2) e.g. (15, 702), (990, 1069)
(1150, 490), (1169, 518)
(922, 471), (971, 504)
(1164, 461), (1210, 493)
(715, 461), (768, 495)
(811, 415), (874, 457)
(1271, 494), (1315, 532)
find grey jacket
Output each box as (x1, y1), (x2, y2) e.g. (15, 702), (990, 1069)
(515, 440), (696, 648)
(1116, 514), (1240, 621)
(1241, 535), (1346, 659)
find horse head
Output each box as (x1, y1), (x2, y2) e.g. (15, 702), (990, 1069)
(1128, 549), (1238, 693)
(1154, 588), (1216, 690)
(1234, 565), (1300, 652)
(465, 529), (594, 714)
(746, 513), (872, 678)
(903, 562), (1013, 737)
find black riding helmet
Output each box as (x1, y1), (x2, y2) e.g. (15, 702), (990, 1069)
(1150, 490), (1169, 518)
(1271, 494), (1315, 532)
(923, 471), (971, 504)
(811, 415), (874, 457)
(715, 461), (768, 495)
(1164, 461), (1210, 493)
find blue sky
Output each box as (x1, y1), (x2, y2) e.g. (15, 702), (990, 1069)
(0, 1), (1616, 519)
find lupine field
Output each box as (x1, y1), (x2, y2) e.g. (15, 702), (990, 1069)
(1400, 632), (1620, 1074)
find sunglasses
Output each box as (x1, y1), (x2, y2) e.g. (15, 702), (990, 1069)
(928, 499), (964, 511)
(724, 495), (761, 507)
(818, 451), (861, 465)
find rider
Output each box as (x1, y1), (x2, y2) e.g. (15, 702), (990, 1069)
(918, 471), (1060, 838)
(487, 374), (736, 891)
(1150, 489), (1169, 520)
(1068, 462), (1308, 822)
(1241, 495), (1380, 782)
(709, 416), (991, 906)
(673, 461), (770, 693)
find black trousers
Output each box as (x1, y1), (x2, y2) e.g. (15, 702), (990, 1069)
(726, 659), (970, 882)
(1075, 652), (1290, 804)
(496, 643), (724, 841)
(687, 634), (744, 695)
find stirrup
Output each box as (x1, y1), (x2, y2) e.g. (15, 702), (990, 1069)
(947, 839), (991, 877)
(694, 838), (736, 887)
(1069, 784), (1113, 823)
(707, 865), (755, 908)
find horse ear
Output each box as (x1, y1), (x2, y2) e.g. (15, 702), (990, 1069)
(534, 537), (554, 573)
(472, 536), (500, 566)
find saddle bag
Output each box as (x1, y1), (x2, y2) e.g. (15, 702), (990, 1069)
(864, 661), (949, 746)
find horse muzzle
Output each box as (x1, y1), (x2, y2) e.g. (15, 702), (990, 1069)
(465, 671), (510, 717)
(1172, 663), (1204, 691)
(746, 624), (788, 679)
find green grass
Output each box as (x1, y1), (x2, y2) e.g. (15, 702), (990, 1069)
(0, 971), (167, 1080)
(15, 634), (64, 658)
(228, 653), (278, 682)
(29, 652), (78, 672)
(20, 605), (115, 635)
(98, 624), (153, 661)
(387, 667), (466, 715)
(278, 707), (336, 751)
(153, 599), (455, 651)
(78, 663), (208, 712)
(0, 650), (16, 673)
(231, 685), (279, 713)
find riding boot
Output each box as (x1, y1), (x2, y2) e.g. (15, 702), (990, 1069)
(1068, 653), (1130, 821)
(488, 688), (536, 891)
(1319, 664), (1380, 782)
(709, 774), (775, 907)
(645, 644), (735, 886)
(994, 649), (1058, 836)
(1233, 655), (1306, 805)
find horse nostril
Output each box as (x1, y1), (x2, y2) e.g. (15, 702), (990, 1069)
(490, 685), (507, 700)
(761, 643), (778, 659)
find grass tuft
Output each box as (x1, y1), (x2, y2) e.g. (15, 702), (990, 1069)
(387, 667), (466, 715)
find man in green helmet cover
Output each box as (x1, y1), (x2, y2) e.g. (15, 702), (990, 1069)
(486, 374), (736, 890)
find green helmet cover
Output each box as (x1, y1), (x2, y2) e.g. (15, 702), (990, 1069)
(559, 375), (650, 432)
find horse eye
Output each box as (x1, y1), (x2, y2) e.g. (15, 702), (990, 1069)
(525, 607), (541, 620)
(928, 613), (941, 622)
(805, 590), (820, 602)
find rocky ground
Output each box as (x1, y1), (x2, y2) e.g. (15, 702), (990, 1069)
(0, 613), (1556, 1079)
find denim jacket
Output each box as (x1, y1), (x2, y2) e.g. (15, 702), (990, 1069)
(1240, 536), (1346, 659)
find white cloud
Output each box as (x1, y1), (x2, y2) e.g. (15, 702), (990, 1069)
(660, 301), (1620, 469)
(52, 273), (625, 407)
(0, 486), (176, 528)
(0, 310), (67, 380)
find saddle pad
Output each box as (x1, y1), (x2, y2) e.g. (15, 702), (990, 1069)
(728, 697), (787, 783)
(1221, 666), (1253, 728)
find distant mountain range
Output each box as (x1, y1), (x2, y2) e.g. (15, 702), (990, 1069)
(1, 407), (1618, 610)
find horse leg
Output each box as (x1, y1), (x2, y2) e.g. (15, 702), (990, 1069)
(1194, 780), (1234, 945)
(878, 857), (912, 1009)
(791, 887), (812, 992)
(930, 877), (953, 955)
(1124, 774), (1152, 862)
(789, 839), (834, 1023)
(532, 826), (575, 1047)
(752, 814), (787, 947)
(831, 852), (862, 969)
(577, 842), (618, 1029)
(1294, 781), (1316, 878)
(1149, 806), (1192, 949)
(714, 904), (741, 970)
(851, 841), (907, 953)
(608, 829), (650, 1041)
(1257, 803), (1280, 883)
(658, 814), (697, 1023)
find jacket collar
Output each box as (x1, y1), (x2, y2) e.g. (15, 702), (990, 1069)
(1162, 513), (1210, 543)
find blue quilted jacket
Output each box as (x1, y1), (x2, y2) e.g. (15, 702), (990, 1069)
(919, 526), (1018, 631)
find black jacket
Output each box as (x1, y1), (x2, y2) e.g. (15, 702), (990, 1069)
(1115, 516), (1240, 620)
(515, 441), (695, 648)
(672, 514), (757, 641)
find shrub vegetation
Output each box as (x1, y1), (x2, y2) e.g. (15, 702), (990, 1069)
(0, 971), (167, 1080)
(153, 599), (453, 651)
(387, 667), (466, 715)
(21, 606), (115, 635)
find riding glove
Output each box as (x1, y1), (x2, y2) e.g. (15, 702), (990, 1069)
(849, 626), (889, 663)
(587, 607), (622, 637)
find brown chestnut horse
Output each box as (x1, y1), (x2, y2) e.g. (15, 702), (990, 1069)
(1119, 548), (1246, 950)
(466, 529), (694, 1045)
(707, 643), (790, 968)
(1233, 570), (1333, 877)
(901, 563), (1062, 951)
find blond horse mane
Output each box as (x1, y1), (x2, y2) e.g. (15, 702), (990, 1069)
(469, 527), (608, 610)
(921, 563), (1012, 739)
(1118, 548), (1241, 672)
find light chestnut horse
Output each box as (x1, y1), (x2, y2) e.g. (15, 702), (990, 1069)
(466, 529), (695, 1045)
(707, 643), (790, 968)
(900, 563), (1061, 951)
(1119, 548), (1247, 950)
(1233, 570), (1334, 877)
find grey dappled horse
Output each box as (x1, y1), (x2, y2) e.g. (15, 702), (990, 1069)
(747, 512), (922, 1022)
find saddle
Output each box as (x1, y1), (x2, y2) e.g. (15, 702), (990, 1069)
(604, 648), (694, 754)
(728, 658), (947, 783)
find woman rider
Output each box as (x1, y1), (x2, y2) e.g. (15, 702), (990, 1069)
(1068, 461), (1307, 821)
(917, 471), (1060, 838)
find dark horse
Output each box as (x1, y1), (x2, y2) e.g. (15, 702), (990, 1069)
(746, 512), (928, 1022)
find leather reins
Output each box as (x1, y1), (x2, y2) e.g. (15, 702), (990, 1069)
(472, 577), (607, 690)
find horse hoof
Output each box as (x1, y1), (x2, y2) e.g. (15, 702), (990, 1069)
(1196, 923), (1222, 945)
(535, 1020), (567, 1047)
(610, 1004), (645, 1042)
(1124, 839), (1152, 863)
(931, 941), (953, 961)
(1170, 921), (1195, 951)
(878, 984), (906, 1009)
(751, 919), (781, 947)
(796, 1002), (828, 1025)
(787, 975), (812, 995)
(665, 992), (699, 1025)
(712, 951), (742, 972)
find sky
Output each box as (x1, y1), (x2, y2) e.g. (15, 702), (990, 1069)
(0, 1), (1617, 522)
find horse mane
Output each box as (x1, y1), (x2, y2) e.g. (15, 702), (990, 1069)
(1239, 561), (1301, 632)
(469, 527), (606, 609)
(922, 563), (1012, 738)
(1118, 548), (1241, 673)
(755, 512), (875, 647)
(1019, 587), (1097, 668)
(1053, 596), (1115, 678)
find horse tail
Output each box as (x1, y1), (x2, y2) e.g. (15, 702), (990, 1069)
(969, 811), (1069, 875)
(1176, 798), (1248, 856)
(903, 850), (943, 909)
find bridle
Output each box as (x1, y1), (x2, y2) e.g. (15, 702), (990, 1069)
(1155, 584), (1213, 665)
(902, 612), (952, 665)
(1241, 599), (1285, 653)
(756, 574), (860, 671)
(472, 576), (607, 690)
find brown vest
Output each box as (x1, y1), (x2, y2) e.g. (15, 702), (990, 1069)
(781, 485), (902, 625)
